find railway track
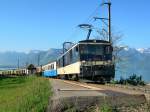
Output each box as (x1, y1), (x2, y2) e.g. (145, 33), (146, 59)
(50, 78), (146, 98)
(59, 79), (150, 94)
(47, 78), (150, 96)
(54, 78), (150, 101)
(47, 78), (147, 112)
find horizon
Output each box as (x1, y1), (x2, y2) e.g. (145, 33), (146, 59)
(0, 0), (150, 52)
(0, 46), (150, 53)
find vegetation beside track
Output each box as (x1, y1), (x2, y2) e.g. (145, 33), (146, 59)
(63, 103), (150, 112)
(0, 76), (52, 112)
(110, 74), (146, 86)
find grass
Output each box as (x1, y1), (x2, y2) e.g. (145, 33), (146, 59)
(0, 76), (52, 112)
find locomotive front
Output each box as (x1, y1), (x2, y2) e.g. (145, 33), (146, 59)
(78, 40), (115, 82)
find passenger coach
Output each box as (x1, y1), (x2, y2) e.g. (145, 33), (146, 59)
(42, 62), (57, 77)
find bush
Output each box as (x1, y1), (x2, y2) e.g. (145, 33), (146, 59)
(118, 74), (146, 86)
(127, 74), (145, 86)
(118, 76), (127, 85)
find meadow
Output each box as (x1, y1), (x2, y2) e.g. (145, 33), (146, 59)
(0, 76), (51, 112)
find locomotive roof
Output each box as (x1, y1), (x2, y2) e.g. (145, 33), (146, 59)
(79, 39), (110, 43)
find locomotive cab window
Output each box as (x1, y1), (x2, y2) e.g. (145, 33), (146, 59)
(79, 44), (105, 61)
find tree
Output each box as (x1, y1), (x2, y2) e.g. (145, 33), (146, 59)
(110, 31), (130, 80)
(27, 64), (36, 74)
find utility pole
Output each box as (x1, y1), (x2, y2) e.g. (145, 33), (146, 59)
(37, 53), (40, 66)
(94, 0), (112, 43)
(26, 62), (28, 68)
(17, 57), (19, 69)
(104, 1), (111, 43)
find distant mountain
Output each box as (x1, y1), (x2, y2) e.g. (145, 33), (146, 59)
(116, 47), (150, 82)
(136, 48), (150, 54)
(0, 48), (62, 68)
(0, 47), (149, 82)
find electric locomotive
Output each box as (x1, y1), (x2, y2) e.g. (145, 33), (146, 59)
(57, 39), (115, 82)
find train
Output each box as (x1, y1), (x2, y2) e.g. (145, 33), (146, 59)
(42, 39), (115, 82)
(0, 39), (115, 82)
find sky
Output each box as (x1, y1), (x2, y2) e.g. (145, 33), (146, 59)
(0, 0), (149, 52)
